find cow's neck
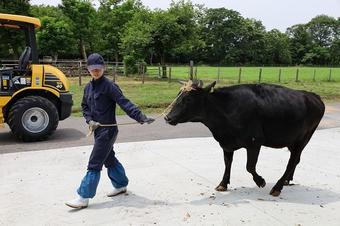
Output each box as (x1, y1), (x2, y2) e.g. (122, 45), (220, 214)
(200, 93), (237, 143)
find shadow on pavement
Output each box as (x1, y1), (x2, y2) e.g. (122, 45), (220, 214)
(0, 128), (85, 145)
(0, 128), (88, 154)
(78, 192), (179, 211)
(190, 183), (340, 206)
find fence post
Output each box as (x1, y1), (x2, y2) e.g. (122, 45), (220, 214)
(217, 66), (220, 83)
(313, 69), (316, 82)
(142, 64), (145, 84)
(258, 68), (262, 83)
(238, 67), (242, 84)
(168, 67), (172, 83)
(189, 60), (194, 80)
(194, 66), (197, 80)
(158, 65), (161, 78)
(295, 68), (299, 82)
(278, 68), (282, 83)
(78, 61), (82, 86)
(328, 68), (332, 81)
(113, 64), (117, 82)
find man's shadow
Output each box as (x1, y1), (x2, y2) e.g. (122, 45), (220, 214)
(68, 192), (179, 212)
(190, 183), (340, 206)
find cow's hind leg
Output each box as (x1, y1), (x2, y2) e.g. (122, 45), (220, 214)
(246, 146), (266, 188)
(284, 126), (318, 186)
(270, 148), (303, 196)
(215, 149), (234, 192)
(283, 153), (302, 186)
(271, 128), (317, 196)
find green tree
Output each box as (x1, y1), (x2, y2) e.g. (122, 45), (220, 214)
(0, 0), (31, 59)
(200, 8), (245, 64)
(30, 4), (63, 18)
(30, 5), (77, 59)
(60, 0), (96, 61)
(97, 0), (144, 61)
(36, 16), (76, 60)
(120, 8), (152, 73)
(0, 0), (30, 15)
(330, 39), (340, 65)
(167, 0), (203, 63)
(150, 10), (181, 74)
(234, 18), (267, 65)
(264, 29), (292, 65)
(307, 15), (339, 47)
(286, 24), (313, 65)
(148, 1), (202, 76)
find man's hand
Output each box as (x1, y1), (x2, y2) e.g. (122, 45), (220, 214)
(89, 120), (101, 131)
(140, 117), (155, 124)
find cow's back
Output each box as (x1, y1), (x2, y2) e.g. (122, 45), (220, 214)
(212, 84), (325, 148)
(252, 84), (324, 147)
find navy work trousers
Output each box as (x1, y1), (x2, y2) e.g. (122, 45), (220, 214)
(77, 127), (128, 198)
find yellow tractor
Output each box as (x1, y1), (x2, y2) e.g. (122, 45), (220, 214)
(0, 13), (73, 141)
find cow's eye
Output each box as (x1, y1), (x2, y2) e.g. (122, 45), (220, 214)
(182, 98), (192, 105)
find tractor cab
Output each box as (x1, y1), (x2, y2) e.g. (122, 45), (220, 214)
(0, 13), (73, 142)
(0, 14), (39, 94)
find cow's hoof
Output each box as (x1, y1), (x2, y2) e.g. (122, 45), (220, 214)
(284, 180), (296, 186)
(255, 178), (266, 188)
(270, 189), (281, 197)
(215, 185), (228, 192)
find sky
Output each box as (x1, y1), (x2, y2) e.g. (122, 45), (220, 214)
(30, 0), (340, 32)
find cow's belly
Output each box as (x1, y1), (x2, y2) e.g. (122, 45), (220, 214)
(261, 121), (306, 148)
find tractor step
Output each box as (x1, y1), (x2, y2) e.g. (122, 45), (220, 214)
(0, 91), (12, 96)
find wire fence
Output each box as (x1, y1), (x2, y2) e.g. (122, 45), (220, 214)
(142, 65), (340, 84)
(0, 59), (124, 85)
(1, 59), (339, 85)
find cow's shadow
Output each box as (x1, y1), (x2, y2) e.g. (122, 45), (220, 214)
(190, 183), (340, 206)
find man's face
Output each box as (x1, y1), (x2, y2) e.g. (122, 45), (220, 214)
(89, 68), (104, 80)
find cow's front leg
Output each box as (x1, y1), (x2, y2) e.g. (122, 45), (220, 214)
(215, 149), (234, 192)
(246, 146), (266, 188)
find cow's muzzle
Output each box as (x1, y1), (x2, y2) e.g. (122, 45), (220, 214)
(164, 115), (177, 125)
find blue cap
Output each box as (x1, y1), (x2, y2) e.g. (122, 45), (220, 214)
(87, 53), (105, 70)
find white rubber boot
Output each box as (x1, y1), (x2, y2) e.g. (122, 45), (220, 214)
(107, 186), (127, 197)
(65, 195), (89, 208)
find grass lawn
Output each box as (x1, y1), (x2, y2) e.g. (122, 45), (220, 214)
(148, 66), (340, 83)
(70, 66), (340, 116)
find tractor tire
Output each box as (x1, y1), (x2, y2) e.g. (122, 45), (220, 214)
(7, 96), (59, 142)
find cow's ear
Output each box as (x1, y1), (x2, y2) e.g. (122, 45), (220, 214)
(204, 81), (216, 92)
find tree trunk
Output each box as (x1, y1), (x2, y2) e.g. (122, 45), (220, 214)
(80, 39), (87, 61)
(114, 52), (119, 63)
(149, 53), (153, 65)
(114, 52), (119, 77)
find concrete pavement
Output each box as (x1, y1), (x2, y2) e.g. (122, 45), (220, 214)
(1, 127), (340, 225)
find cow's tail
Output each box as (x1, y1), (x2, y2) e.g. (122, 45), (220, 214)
(306, 92), (325, 127)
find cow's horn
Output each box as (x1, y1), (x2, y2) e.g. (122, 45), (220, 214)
(204, 81), (217, 92)
(198, 80), (204, 88)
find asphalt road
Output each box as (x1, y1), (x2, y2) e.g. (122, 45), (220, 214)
(1, 103), (340, 154)
(0, 114), (211, 154)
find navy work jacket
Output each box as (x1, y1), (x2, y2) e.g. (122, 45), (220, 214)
(81, 76), (146, 125)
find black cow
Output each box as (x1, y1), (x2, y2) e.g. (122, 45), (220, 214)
(164, 80), (325, 196)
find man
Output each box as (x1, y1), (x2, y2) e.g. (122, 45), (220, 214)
(66, 53), (154, 208)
